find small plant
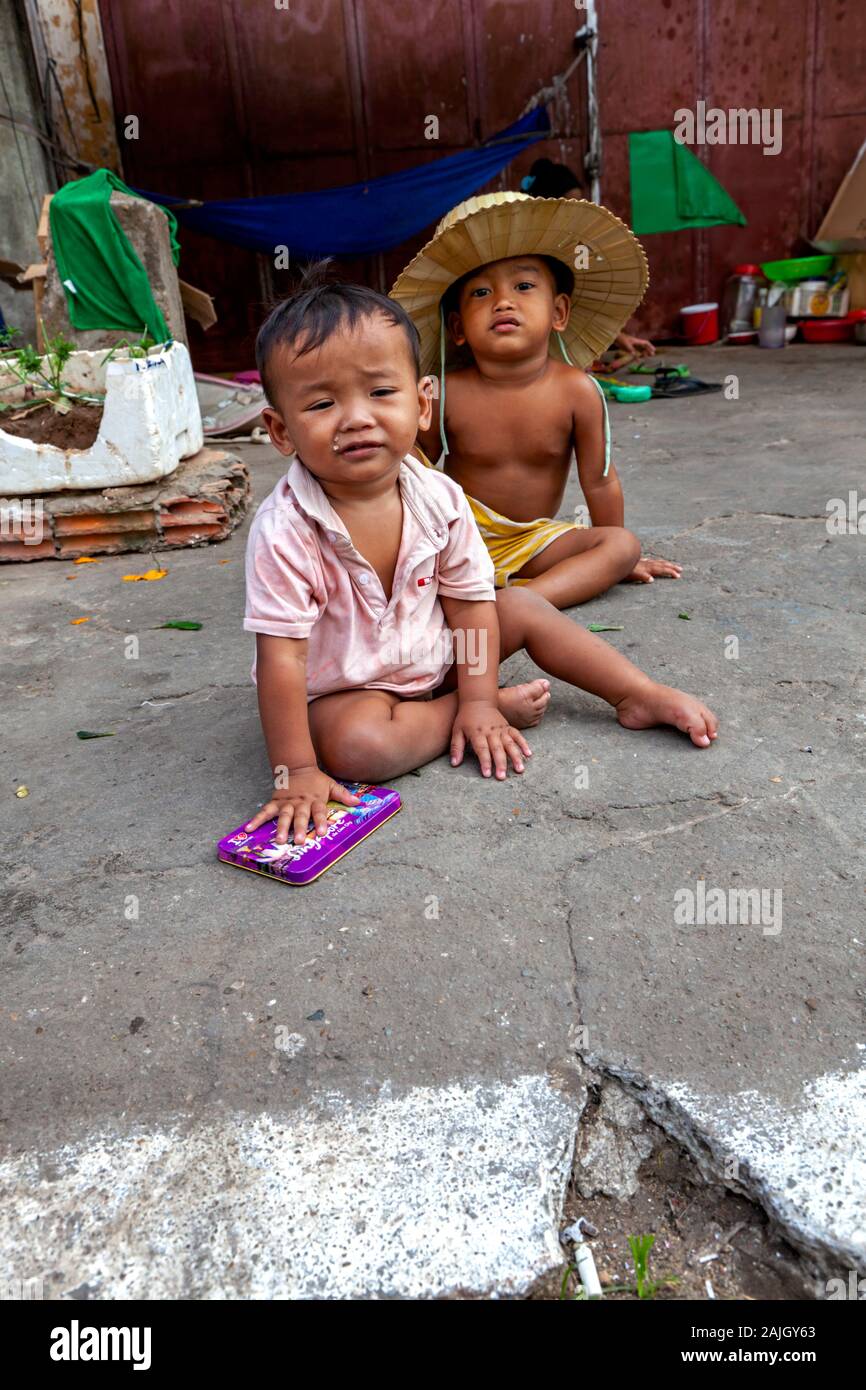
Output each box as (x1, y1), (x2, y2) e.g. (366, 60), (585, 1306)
(40, 330), (75, 398)
(0, 323), (104, 416)
(100, 330), (157, 367)
(627, 1232), (679, 1299)
(629, 1232), (657, 1299)
(558, 1232), (680, 1301)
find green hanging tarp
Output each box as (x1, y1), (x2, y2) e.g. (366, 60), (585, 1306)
(629, 131), (746, 235)
(49, 169), (180, 341)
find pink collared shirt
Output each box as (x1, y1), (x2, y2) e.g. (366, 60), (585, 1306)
(244, 453), (496, 699)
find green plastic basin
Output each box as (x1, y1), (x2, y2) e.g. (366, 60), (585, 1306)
(760, 255), (834, 284)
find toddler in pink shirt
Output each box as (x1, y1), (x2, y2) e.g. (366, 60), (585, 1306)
(245, 266), (718, 846)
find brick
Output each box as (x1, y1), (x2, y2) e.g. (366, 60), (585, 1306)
(162, 524), (226, 546)
(56, 533), (154, 557)
(52, 510), (158, 537)
(159, 504), (227, 527)
(0, 538), (56, 561)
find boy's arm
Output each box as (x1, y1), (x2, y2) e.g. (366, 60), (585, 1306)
(572, 371), (625, 528)
(439, 595), (530, 780)
(572, 373), (683, 581)
(247, 634), (359, 843)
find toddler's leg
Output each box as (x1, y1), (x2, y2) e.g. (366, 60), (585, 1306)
(309, 688), (456, 782)
(308, 679), (551, 781)
(513, 526), (640, 608)
(496, 587), (718, 747)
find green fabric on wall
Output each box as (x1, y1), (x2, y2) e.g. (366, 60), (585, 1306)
(629, 131), (746, 235)
(49, 170), (180, 341)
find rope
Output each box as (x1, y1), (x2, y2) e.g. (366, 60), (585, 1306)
(556, 333), (611, 477)
(438, 304), (449, 458)
(520, 48), (586, 117)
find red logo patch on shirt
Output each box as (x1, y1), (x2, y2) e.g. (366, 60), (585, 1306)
(417, 575), (434, 587)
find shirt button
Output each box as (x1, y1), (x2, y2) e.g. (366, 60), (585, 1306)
(358, 572), (370, 585)
(328, 531), (338, 542)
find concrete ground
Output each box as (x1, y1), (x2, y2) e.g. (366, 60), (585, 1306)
(1, 344), (864, 1299)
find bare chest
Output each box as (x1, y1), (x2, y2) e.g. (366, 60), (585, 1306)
(338, 502), (404, 600)
(447, 380), (573, 465)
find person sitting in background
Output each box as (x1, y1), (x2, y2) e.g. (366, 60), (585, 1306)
(392, 193), (683, 604)
(521, 158), (656, 363)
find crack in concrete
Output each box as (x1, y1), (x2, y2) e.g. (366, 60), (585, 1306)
(577, 1060), (866, 1275)
(133, 683), (251, 710)
(668, 511), (834, 542)
(605, 791), (733, 812)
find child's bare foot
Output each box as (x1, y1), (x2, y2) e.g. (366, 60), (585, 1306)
(498, 678), (551, 729)
(615, 681), (718, 748)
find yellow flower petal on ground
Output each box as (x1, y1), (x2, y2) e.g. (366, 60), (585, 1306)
(73, 557), (101, 564)
(70, 616), (90, 625)
(15, 786), (29, 798)
(122, 569), (168, 582)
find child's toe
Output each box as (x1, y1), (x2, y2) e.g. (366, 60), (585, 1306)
(687, 711), (712, 746)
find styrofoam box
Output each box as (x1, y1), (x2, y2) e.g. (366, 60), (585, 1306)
(0, 341), (203, 494)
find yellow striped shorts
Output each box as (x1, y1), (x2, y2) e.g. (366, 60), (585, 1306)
(465, 493), (586, 589)
(409, 447), (586, 589)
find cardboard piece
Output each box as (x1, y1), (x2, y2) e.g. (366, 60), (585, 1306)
(179, 279), (217, 331)
(37, 195), (52, 259)
(0, 258), (28, 288)
(813, 138), (866, 252)
(17, 263), (46, 284)
(0, 260), (47, 347)
(837, 253), (866, 310)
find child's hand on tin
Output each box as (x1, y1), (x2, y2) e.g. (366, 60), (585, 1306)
(246, 766), (361, 846)
(450, 701), (532, 781)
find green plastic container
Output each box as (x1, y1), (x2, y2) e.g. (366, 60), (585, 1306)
(611, 384), (652, 402)
(760, 255), (834, 284)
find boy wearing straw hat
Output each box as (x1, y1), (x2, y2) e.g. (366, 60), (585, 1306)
(390, 192), (681, 607)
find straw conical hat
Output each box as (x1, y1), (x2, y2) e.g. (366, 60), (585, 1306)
(390, 191), (649, 376)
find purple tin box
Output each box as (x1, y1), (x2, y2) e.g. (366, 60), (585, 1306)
(217, 783), (401, 886)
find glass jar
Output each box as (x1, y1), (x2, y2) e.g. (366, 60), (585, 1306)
(722, 263), (765, 336)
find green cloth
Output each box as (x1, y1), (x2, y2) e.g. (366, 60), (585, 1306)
(629, 131), (746, 235)
(49, 170), (180, 341)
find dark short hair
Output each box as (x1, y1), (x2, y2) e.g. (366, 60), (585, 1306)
(441, 254), (575, 319)
(255, 260), (421, 403)
(527, 157), (584, 198)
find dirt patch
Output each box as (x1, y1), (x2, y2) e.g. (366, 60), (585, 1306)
(524, 1085), (818, 1301)
(0, 402), (103, 450)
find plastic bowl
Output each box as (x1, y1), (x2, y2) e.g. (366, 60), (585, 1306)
(800, 318), (855, 343)
(760, 255), (834, 283)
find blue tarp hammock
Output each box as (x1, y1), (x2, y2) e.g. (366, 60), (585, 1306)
(143, 109), (550, 257)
